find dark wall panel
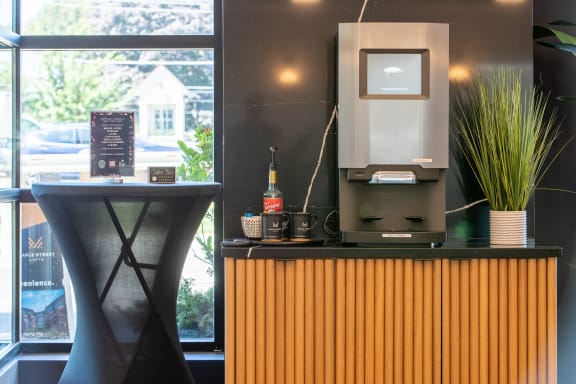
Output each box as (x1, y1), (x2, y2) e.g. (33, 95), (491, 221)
(223, 0), (534, 240)
(533, 1), (576, 383)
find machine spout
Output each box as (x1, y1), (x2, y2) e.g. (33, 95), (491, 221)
(369, 170), (416, 184)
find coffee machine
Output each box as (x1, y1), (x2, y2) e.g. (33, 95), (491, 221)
(338, 22), (449, 246)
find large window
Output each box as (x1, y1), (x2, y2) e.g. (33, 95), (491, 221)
(0, 202), (13, 349)
(0, 0), (222, 353)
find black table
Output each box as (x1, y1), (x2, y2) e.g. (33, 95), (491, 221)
(31, 182), (221, 384)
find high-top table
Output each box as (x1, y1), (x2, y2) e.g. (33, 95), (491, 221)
(31, 182), (221, 384)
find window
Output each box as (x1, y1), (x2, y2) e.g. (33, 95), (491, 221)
(152, 107), (175, 136)
(1, 0), (222, 353)
(0, 202), (14, 349)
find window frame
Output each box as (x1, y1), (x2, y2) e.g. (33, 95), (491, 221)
(1, 0), (224, 354)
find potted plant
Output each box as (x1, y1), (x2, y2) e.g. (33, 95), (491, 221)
(452, 67), (561, 245)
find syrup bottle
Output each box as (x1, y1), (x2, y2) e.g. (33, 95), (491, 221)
(263, 146), (283, 213)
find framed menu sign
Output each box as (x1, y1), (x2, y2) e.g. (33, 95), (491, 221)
(90, 111), (135, 177)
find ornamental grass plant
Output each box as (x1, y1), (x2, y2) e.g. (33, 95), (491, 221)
(453, 67), (561, 211)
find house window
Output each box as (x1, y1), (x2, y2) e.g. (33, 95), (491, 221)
(152, 107), (175, 136)
(0, 0), (222, 354)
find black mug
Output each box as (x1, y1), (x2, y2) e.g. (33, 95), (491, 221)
(261, 212), (289, 242)
(289, 212), (318, 241)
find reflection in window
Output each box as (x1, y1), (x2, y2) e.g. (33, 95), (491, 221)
(0, 0), (11, 31)
(21, 0), (214, 36)
(0, 51), (11, 189)
(21, 203), (73, 340)
(0, 203), (13, 348)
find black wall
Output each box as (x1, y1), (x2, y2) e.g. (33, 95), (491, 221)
(223, 0), (533, 240)
(533, 1), (576, 383)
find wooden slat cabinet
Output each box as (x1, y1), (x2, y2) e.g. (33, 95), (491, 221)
(442, 258), (557, 384)
(224, 256), (557, 384)
(225, 257), (442, 384)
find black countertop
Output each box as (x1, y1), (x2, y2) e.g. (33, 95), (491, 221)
(221, 239), (561, 260)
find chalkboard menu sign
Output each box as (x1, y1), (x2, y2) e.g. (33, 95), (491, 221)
(90, 111), (135, 177)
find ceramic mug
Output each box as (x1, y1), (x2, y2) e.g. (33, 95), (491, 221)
(261, 212), (289, 242)
(289, 212), (318, 241)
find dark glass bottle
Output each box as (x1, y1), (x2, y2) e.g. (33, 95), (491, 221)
(263, 146), (283, 213)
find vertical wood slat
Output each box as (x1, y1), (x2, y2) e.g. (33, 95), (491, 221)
(335, 259), (346, 384)
(499, 259), (508, 384)
(547, 258), (558, 384)
(384, 259), (395, 384)
(245, 260), (256, 384)
(345, 259), (356, 384)
(394, 259), (404, 384)
(265, 259), (276, 384)
(460, 260), (470, 384)
(527, 259), (537, 384)
(414, 260), (424, 384)
(469, 259), (480, 384)
(224, 258), (236, 384)
(315, 259), (325, 384)
(374, 260), (386, 384)
(404, 259), (414, 384)
(450, 260), (460, 384)
(285, 261), (295, 384)
(433, 259), (442, 384)
(295, 260), (305, 384)
(275, 260), (286, 384)
(441, 259), (451, 384)
(489, 259), (499, 384)
(518, 259), (528, 384)
(537, 258), (547, 384)
(304, 259), (314, 384)
(324, 259), (335, 384)
(508, 259), (519, 384)
(355, 259), (366, 384)
(364, 259), (376, 384)
(235, 259), (246, 384)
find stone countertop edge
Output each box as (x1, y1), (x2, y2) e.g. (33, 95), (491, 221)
(221, 242), (562, 260)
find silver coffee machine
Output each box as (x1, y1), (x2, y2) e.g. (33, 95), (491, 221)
(338, 22), (449, 245)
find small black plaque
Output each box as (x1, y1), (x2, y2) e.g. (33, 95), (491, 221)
(148, 166), (176, 184)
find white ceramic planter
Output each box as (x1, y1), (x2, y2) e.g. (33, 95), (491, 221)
(489, 210), (527, 246)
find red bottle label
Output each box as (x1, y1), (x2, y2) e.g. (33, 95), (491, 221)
(263, 198), (283, 212)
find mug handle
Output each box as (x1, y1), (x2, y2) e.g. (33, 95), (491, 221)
(310, 213), (318, 229)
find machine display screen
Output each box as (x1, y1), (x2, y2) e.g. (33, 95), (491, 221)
(359, 49), (430, 99)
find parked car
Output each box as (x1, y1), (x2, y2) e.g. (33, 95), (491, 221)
(21, 124), (180, 155)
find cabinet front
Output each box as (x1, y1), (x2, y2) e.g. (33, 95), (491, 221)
(225, 257), (442, 384)
(442, 258), (557, 384)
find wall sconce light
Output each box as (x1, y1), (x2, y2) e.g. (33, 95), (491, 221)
(291, 0), (321, 4)
(449, 65), (471, 82)
(277, 67), (301, 86)
(495, 0), (525, 4)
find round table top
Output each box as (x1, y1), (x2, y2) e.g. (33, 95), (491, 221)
(31, 181), (221, 198)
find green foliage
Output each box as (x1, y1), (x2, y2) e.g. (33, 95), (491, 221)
(176, 123), (214, 182)
(0, 58), (10, 91)
(22, 51), (129, 123)
(177, 279), (214, 338)
(453, 67), (561, 211)
(534, 20), (576, 101)
(175, 122), (215, 337)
